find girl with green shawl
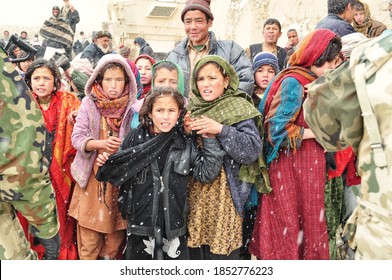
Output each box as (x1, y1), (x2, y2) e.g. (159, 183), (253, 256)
(131, 60), (185, 129)
(186, 55), (266, 259)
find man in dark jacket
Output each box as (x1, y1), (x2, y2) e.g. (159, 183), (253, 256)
(73, 31), (89, 56)
(81, 31), (114, 68)
(247, 18), (287, 71)
(166, 0), (253, 98)
(61, 0), (80, 33)
(316, 0), (358, 37)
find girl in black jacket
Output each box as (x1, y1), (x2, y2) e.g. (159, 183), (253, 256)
(96, 86), (224, 260)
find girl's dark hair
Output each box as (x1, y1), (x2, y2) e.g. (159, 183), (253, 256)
(263, 18), (282, 31)
(153, 61), (178, 81)
(95, 62), (130, 86)
(139, 86), (185, 128)
(25, 58), (62, 93)
(16, 50), (32, 70)
(313, 35), (342, 67)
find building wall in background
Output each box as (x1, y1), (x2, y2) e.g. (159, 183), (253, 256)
(1, 0), (391, 56)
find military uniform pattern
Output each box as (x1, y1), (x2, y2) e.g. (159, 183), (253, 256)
(303, 34), (392, 259)
(0, 49), (59, 259)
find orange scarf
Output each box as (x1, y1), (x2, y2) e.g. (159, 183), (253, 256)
(90, 83), (129, 132)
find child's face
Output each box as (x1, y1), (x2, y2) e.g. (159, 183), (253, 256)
(148, 95), (180, 134)
(136, 58), (152, 85)
(254, 65), (276, 90)
(154, 68), (179, 89)
(31, 66), (55, 100)
(287, 30), (299, 47)
(354, 10), (366, 25)
(20, 59), (33, 72)
(13, 47), (21, 56)
(310, 55), (342, 78)
(196, 63), (229, 102)
(101, 67), (126, 100)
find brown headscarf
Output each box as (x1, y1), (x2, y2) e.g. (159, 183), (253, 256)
(352, 1), (373, 37)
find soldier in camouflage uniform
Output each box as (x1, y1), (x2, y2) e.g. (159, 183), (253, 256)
(304, 33), (392, 259)
(0, 47), (60, 260)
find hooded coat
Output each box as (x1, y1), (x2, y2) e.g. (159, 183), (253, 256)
(70, 54), (137, 188)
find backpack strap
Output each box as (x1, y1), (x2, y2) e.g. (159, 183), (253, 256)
(354, 62), (387, 168)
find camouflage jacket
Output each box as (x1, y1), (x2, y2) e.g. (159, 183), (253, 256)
(304, 34), (392, 212)
(0, 48), (59, 239)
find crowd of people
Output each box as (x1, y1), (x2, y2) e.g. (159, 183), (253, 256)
(1, 0), (391, 261)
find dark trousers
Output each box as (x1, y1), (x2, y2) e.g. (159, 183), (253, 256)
(125, 234), (189, 260)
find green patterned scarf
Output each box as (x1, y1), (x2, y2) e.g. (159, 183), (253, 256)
(188, 55), (271, 194)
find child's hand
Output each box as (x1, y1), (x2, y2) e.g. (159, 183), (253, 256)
(183, 111), (193, 135)
(67, 110), (78, 124)
(190, 115), (222, 138)
(96, 152), (109, 167)
(102, 136), (122, 152)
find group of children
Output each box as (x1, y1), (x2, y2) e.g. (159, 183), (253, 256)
(17, 26), (349, 260)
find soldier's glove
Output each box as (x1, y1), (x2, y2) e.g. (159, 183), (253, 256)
(326, 152), (336, 171)
(50, 52), (71, 71)
(36, 232), (61, 260)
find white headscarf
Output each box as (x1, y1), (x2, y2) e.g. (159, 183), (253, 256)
(341, 32), (368, 59)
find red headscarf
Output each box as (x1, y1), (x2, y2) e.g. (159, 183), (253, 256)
(134, 54), (156, 99)
(288, 29), (337, 67)
(265, 28), (338, 114)
(262, 29), (339, 162)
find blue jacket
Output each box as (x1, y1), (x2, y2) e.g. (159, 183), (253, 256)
(217, 119), (262, 215)
(81, 43), (115, 68)
(316, 14), (356, 37)
(166, 31), (254, 98)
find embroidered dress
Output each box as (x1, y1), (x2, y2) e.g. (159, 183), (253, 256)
(250, 107), (329, 259)
(187, 168), (242, 255)
(187, 55), (264, 258)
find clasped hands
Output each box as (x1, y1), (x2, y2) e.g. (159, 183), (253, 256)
(183, 111), (222, 138)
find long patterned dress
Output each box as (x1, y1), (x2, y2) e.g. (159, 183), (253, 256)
(250, 101), (329, 260)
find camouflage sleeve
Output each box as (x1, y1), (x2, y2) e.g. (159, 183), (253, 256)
(0, 49), (59, 239)
(303, 60), (364, 153)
